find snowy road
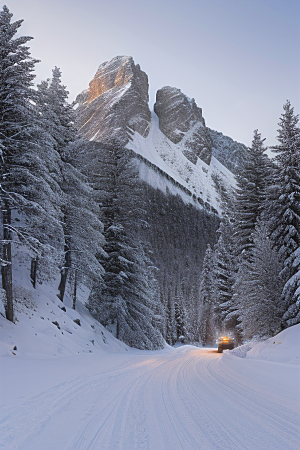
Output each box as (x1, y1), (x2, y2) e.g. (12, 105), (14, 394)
(1, 346), (299, 450)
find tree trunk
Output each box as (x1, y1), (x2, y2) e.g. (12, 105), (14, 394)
(116, 318), (120, 339)
(58, 267), (69, 303)
(58, 243), (71, 302)
(58, 212), (71, 303)
(72, 269), (77, 310)
(30, 257), (38, 288)
(2, 202), (13, 321)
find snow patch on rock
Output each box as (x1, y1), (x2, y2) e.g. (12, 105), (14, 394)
(127, 111), (236, 211)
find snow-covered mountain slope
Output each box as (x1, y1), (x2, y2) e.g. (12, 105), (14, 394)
(0, 262), (128, 359)
(127, 111), (236, 212)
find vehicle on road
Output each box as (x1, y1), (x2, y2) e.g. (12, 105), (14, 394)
(217, 336), (234, 353)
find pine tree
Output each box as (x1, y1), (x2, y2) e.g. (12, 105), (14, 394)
(0, 6), (64, 320)
(174, 298), (186, 341)
(37, 67), (76, 156)
(234, 129), (269, 258)
(37, 68), (103, 304)
(213, 223), (242, 343)
(225, 130), (270, 340)
(0, 5), (37, 320)
(165, 283), (176, 345)
(85, 143), (163, 349)
(212, 173), (241, 340)
(58, 160), (105, 308)
(213, 220), (237, 328)
(199, 244), (215, 346)
(235, 222), (285, 339)
(267, 101), (300, 327)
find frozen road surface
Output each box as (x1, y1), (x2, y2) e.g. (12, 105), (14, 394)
(1, 346), (299, 450)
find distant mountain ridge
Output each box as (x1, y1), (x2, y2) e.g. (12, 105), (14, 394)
(75, 55), (247, 211)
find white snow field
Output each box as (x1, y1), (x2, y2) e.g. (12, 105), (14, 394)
(0, 274), (300, 450)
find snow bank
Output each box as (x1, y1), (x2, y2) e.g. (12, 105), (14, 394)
(228, 339), (260, 359)
(229, 324), (300, 364)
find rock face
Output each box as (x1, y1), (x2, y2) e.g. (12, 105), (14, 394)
(75, 56), (151, 145)
(154, 87), (212, 165)
(208, 128), (248, 175)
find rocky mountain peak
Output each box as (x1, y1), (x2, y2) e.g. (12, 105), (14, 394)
(75, 56), (151, 145)
(75, 56), (247, 210)
(154, 86), (212, 165)
(88, 56), (135, 103)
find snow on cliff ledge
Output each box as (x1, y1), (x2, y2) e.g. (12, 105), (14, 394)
(126, 111), (236, 212)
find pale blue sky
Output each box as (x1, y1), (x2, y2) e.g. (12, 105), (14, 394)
(3, 0), (300, 146)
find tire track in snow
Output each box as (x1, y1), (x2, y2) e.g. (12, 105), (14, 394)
(191, 352), (299, 450)
(0, 371), (129, 450)
(71, 366), (152, 450)
(205, 357), (300, 449)
(67, 355), (185, 450)
(1, 348), (299, 450)
(175, 354), (248, 449)
(0, 357), (166, 449)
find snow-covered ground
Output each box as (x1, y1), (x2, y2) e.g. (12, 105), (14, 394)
(0, 274), (299, 449)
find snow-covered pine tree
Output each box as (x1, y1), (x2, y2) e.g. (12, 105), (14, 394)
(213, 220), (237, 331)
(37, 67), (76, 157)
(235, 222), (285, 339)
(37, 70), (75, 299)
(37, 68), (105, 304)
(214, 219), (236, 312)
(234, 129), (269, 259)
(0, 5), (37, 321)
(226, 130), (270, 338)
(211, 173), (241, 341)
(58, 160), (106, 308)
(86, 143), (163, 349)
(174, 296), (186, 342)
(199, 244), (215, 346)
(0, 6), (65, 320)
(165, 282), (177, 345)
(267, 101), (300, 327)
(178, 281), (199, 343)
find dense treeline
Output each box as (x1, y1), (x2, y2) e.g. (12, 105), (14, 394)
(0, 5), (106, 323)
(202, 111), (300, 343)
(73, 142), (166, 349)
(139, 184), (219, 344)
